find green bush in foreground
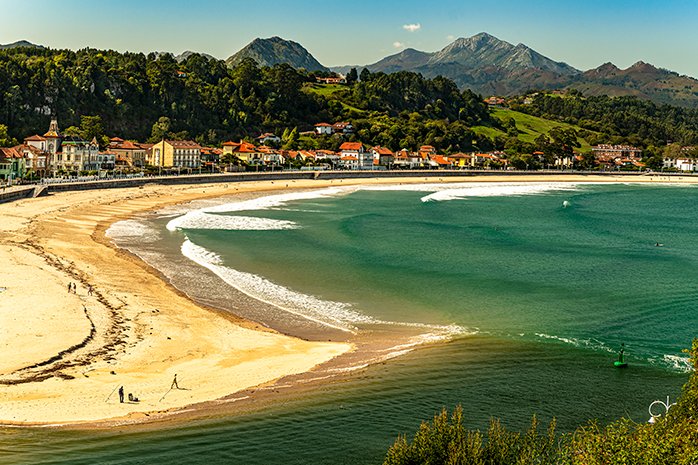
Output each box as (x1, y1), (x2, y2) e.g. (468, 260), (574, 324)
(384, 339), (698, 465)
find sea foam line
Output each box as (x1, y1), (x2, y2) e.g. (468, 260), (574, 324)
(167, 187), (354, 232)
(181, 238), (472, 338)
(420, 182), (582, 203)
(181, 239), (373, 333)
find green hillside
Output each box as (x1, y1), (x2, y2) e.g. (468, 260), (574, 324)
(476, 108), (595, 152)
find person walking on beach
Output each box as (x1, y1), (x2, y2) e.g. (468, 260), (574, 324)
(171, 374), (179, 390)
(118, 386), (124, 403)
(68, 282), (72, 293)
(87, 285), (93, 296)
(72, 283), (77, 294)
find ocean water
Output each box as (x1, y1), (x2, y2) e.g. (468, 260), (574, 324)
(3, 182), (696, 464)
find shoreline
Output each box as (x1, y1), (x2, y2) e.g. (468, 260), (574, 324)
(2, 174), (697, 429)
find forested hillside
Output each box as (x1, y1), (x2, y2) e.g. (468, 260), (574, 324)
(3, 46), (698, 159)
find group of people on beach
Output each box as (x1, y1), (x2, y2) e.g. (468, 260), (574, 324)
(67, 282), (93, 295)
(115, 375), (181, 404)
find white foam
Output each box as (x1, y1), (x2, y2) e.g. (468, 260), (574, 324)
(535, 333), (614, 352)
(171, 213), (298, 231)
(421, 183), (582, 203)
(661, 354), (693, 373)
(106, 219), (161, 243)
(167, 187), (353, 232)
(181, 239), (374, 332)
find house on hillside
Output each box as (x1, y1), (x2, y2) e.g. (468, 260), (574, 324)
(316, 76), (346, 85)
(314, 123), (333, 135)
(255, 133), (281, 145)
(332, 122), (354, 134)
(485, 96), (507, 107)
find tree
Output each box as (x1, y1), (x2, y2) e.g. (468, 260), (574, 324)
(346, 68), (358, 85)
(0, 124), (18, 147)
(150, 116), (171, 142)
(359, 67), (371, 82)
(282, 127), (299, 150)
(79, 115), (107, 147)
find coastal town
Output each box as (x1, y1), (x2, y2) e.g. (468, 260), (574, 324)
(2, 115), (697, 185)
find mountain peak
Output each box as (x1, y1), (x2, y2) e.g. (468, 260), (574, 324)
(226, 37), (329, 72)
(628, 60), (657, 73)
(0, 40), (44, 50)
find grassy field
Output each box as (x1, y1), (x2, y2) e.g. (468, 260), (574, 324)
(304, 83), (368, 115)
(487, 108), (595, 151)
(304, 83), (345, 97)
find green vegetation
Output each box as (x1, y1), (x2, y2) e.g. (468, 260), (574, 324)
(384, 340), (698, 464)
(2, 46), (698, 165)
(513, 93), (698, 148)
(490, 108), (595, 152)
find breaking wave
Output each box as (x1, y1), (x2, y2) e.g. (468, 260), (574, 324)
(106, 219), (161, 243)
(421, 183), (582, 202)
(166, 187), (352, 232)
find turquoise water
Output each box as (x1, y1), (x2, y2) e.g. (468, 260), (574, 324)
(3, 183), (696, 464)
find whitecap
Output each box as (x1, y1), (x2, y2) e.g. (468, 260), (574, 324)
(167, 187), (353, 232)
(661, 354), (693, 373)
(106, 219), (161, 243)
(421, 183), (582, 203)
(171, 212), (298, 231)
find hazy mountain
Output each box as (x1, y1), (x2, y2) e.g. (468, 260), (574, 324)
(565, 61), (698, 108)
(226, 36), (329, 71)
(0, 40), (44, 50)
(175, 51), (217, 63)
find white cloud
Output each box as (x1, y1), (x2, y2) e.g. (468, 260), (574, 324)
(446, 34), (455, 41)
(402, 23), (421, 33)
(393, 41), (405, 49)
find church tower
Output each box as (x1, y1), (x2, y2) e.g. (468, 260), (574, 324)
(43, 118), (61, 155)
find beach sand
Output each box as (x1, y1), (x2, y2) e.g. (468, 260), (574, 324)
(0, 173), (694, 426)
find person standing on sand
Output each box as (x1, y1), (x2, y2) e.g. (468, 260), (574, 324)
(171, 374), (179, 390)
(118, 386), (124, 403)
(68, 282), (72, 293)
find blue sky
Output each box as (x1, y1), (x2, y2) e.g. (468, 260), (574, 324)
(2, 0), (697, 76)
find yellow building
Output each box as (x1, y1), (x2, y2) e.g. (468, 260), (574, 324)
(149, 140), (202, 167)
(221, 140), (262, 163)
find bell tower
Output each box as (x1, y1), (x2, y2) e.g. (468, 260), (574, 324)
(44, 118), (61, 155)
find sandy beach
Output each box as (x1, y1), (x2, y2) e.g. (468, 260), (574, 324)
(0, 173), (695, 427)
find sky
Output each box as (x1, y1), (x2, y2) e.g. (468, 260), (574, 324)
(1, 0), (698, 76)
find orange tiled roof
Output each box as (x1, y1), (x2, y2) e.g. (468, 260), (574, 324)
(340, 142), (363, 151)
(0, 147), (23, 159)
(372, 146), (393, 155)
(25, 134), (46, 142)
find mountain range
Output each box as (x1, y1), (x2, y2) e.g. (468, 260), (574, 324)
(5, 34), (698, 108)
(330, 33), (698, 108)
